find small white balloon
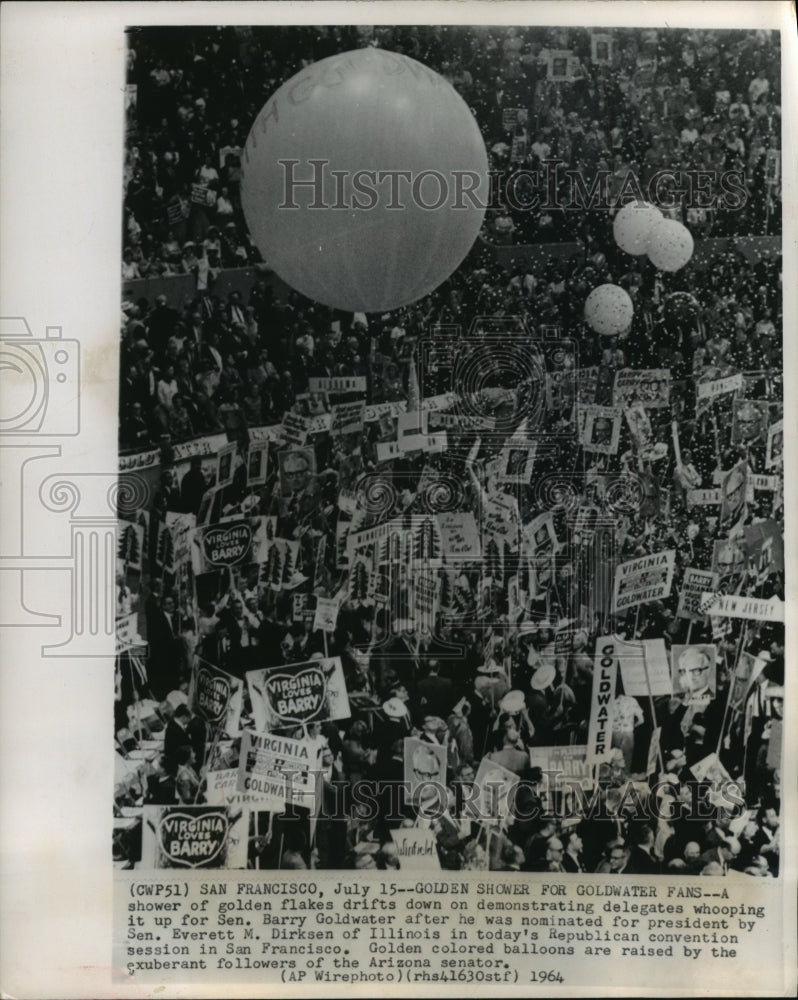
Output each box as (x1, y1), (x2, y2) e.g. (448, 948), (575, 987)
(613, 201), (662, 255)
(584, 283), (634, 336)
(646, 218), (694, 272)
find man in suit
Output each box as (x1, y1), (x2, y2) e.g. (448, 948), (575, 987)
(164, 704), (194, 763)
(145, 591), (184, 699)
(628, 824), (660, 875)
(417, 659), (455, 719)
(562, 825), (587, 873)
(180, 455), (208, 516)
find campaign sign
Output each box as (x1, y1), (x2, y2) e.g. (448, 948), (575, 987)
(236, 731), (316, 811)
(390, 828), (441, 871)
(404, 737), (448, 798)
(265, 666), (325, 725)
(612, 550), (675, 612)
(201, 522), (253, 567)
(206, 768), (279, 810)
(191, 660), (243, 734)
(247, 657), (351, 732)
(142, 805), (245, 869)
(195, 665), (230, 724)
(677, 567), (719, 621)
(587, 637), (617, 763)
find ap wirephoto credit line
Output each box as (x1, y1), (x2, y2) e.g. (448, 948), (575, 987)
(0, 2), (796, 998)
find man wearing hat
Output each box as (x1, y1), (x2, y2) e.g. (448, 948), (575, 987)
(376, 696), (413, 765)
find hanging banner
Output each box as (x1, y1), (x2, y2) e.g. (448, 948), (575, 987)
(172, 433), (228, 462)
(612, 550), (675, 612)
(686, 488), (721, 507)
(190, 658), (244, 735)
(364, 400), (405, 422)
(246, 657), (351, 732)
(119, 448), (160, 473)
(699, 592), (785, 622)
(587, 637), (617, 763)
(309, 376), (367, 395)
(695, 372), (744, 415)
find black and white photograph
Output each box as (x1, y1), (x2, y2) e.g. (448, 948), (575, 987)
(1, 2), (796, 997)
(113, 12), (787, 880)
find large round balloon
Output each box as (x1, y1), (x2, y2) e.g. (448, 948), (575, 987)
(612, 200), (662, 255)
(241, 48), (489, 313)
(646, 218), (694, 272)
(584, 284), (634, 336)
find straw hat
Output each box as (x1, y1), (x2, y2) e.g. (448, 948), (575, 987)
(530, 663), (556, 690)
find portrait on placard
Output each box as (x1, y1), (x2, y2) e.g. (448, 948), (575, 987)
(671, 644), (717, 704)
(278, 446), (316, 497)
(731, 398), (769, 446)
(580, 404), (621, 455)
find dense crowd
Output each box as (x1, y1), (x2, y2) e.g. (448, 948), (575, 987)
(115, 27), (783, 877)
(121, 24), (782, 280)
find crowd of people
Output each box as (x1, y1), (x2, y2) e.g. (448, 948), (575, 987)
(121, 24), (782, 281)
(114, 27), (783, 877)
